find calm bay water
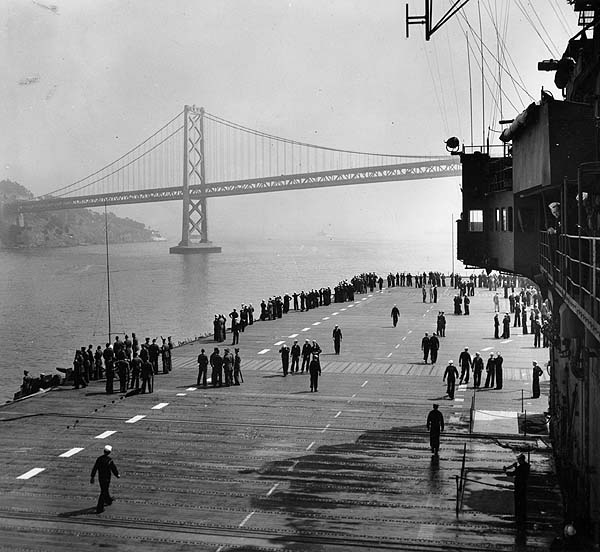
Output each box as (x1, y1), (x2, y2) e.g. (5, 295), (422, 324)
(0, 237), (462, 402)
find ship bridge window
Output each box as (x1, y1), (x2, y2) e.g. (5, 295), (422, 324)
(468, 209), (483, 232)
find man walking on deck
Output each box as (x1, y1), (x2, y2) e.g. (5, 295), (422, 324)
(332, 325), (343, 355)
(301, 339), (312, 373)
(391, 305), (400, 327)
(309, 354), (321, 392)
(429, 332), (440, 364)
(503, 453), (530, 530)
(473, 352), (484, 388)
(210, 348), (223, 387)
(443, 360), (459, 399)
(458, 347), (472, 385)
(426, 404), (444, 455)
(279, 343), (290, 376)
(421, 333), (431, 364)
(90, 444), (120, 514)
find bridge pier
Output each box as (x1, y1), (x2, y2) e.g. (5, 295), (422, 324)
(170, 105), (221, 254)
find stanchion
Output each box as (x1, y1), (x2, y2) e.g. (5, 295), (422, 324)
(521, 389), (524, 413)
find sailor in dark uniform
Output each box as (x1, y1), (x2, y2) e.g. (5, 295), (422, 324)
(426, 404), (444, 455)
(90, 444), (120, 514)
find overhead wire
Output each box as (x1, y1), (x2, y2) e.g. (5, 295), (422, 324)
(549, 0), (573, 38)
(514, 0), (558, 57)
(526, 0), (562, 55)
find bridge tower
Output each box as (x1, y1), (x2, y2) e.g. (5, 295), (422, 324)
(170, 105), (221, 254)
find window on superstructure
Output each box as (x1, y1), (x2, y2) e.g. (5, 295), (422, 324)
(468, 209), (484, 232)
(507, 207), (513, 232)
(495, 208), (501, 231)
(501, 208), (507, 231)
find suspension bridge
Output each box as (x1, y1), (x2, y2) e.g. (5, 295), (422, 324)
(7, 105), (461, 253)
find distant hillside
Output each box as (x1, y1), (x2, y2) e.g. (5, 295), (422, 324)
(0, 180), (160, 248)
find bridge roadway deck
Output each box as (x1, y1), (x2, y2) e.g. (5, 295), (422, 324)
(0, 285), (561, 551)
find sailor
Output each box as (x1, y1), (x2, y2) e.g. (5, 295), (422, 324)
(391, 304), (400, 327)
(532, 361), (543, 398)
(503, 453), (530, 529)
(290, 340), (301, 373)
(484, 353), (496, 388)
(429, 332), (440, 364)
(443, 360), (459, 399)
(421, 333), (430, 364)
(458, 347), (472, 385)
(426, 404), (444, 455)
(223, 348), (234, 386)
(148, 339), (160, 374)
(472, 352), (484, 388)
(495, 351), (504, 390)
(279, 343), (290, 376)
(332, 325), (343, 355)
(73, 349), (86, 390)
(90, 444), (120, 514)
(301, 339), (312, 373)
(103, 343), (114, 394)
(233, 348), (243, 385)
(129, 352), (141, 391)
(197, 348), (208, 387)
(140, 356), (153, 393)
(309, 354), (321, 392)
(210, 348), (223, 387)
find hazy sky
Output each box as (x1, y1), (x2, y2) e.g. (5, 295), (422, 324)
(2, 1), (577, 242)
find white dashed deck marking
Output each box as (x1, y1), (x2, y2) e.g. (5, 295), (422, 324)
(387, 353), (392, 358)
(301, 327), (310, 332)
(481, 346), (493, 351)
(239, 511), (255, 527)
(258, 349), (270, 354)
(348, 304), (354, 308)
(152, 402), (169, 410)
(274, 340), (285, 346)
(332, 312), (339, 316)
(322, 317), (330, 320)
(17, 468), (45, 480)
(312, 322), (321, 326)
(321, 424), (331, 433)
(288, 333), (298, 338)
(176, 393), (187, 397)
(454, 398), (465, 402)
(334, 411), (342, 418)
(288, 460), (299, 472)
(306, 441), (315, 451)
(402, 337), (407, 341)
(340, 308), (346, 311)
(395, 344), (400, 349)
(125, 415), (146, 424)
(266, 483), (279, 496)
(186, 387), (197, 391)
(408, 330), (413, 334)
(361, 380), (368, 387)
(95, 431), (116, 439)
(59, 447), (84, 458)
(501, 339), (513, 344)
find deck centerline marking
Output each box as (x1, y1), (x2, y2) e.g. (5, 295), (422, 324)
(321, 424), (331, 433)
(287, 460), (299, 472)
(301, 327), (310, 331)
(395, 344), (400, 349)
(274, 340), (285, 346)
(312, 322), (321, 326)
(501, 339), (513, 344)
(348, 304), (354, 308)
(239, 511), (255, 527)
(152, 402), (169, 410)
(258, 348), (270, 354)
(322, 317), (330, 320)
(481, 346), (493, 351)
(17, 468), (45, 480)
(387, 352), (393, 358)
(402, 336), (407, 341)
(334, 411), (342, 418)
(176, 393), (187, 397)
(186, 387), (197, 391)
(95, 431), (116, 439)
(454, 397), (465, 402)
(340, 308), (346, 311)
(306, 441), (315, 450)
(332, 312), (339, 316)
(361, 380), (368, 387)
(288, 334), (298, 338)
(266, 483), (279, 496)
(408, 330), (413, 334)
(59, 447), (84, 458)
(125, 415), (146, 424)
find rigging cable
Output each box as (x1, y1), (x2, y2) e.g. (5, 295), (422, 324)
(514, 0), (557, 57)
(527, 0), (562, 55)
(477, 0), (485, 145)
(466, 31), (474, 146)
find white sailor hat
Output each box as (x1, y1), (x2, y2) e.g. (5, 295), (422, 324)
(104, 445), (112, 453)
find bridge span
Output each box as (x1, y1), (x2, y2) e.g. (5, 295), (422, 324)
(6, 106), (461, 253)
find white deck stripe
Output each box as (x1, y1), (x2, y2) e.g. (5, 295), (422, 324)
(239, 511), (255, 527)
(348, 304), (353, 308)
(395, 344), (400, 349)
(125, 415), (146, 424)
(95, 431), (116, 439)
(152, 402), (169, 410)
(321, 424), (331, 433)
(312, 322), (320, 326)
(334, 411), (342, 418)
(288, 334), (298, 338)
(501, 339), (512, 344)
(176, 393), (187, 396)
(340, 308), (346, 311)
(186, 387), (197, 391)
(361, 380), (368, 387)
(332, 312), (339, 315)
(387, 353), (392, 358)
(454, 398), (465, 402)
(481, 346), (493, 351)
(301, 327), (310, 332)
(17, 468), (45, 480)
(266, 483), (279, 496)
(306, 441), (315, 450)
(274, 340), (285, 346)
(258, 349), (270, 354)
(59, 447), (84, 458)
(322, 317), (330, 320)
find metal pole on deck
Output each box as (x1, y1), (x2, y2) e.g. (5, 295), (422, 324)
(521, 389), (524, 413)
(451, 213), (455, 276)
